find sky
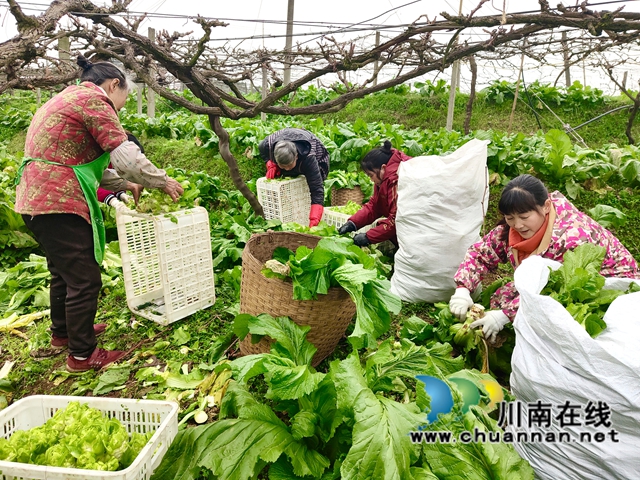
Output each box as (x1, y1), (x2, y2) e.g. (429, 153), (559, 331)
(1, 0), (640, 93)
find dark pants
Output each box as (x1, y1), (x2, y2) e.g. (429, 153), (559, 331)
(22, 214), (101, 357)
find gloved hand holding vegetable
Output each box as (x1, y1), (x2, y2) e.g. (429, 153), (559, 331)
(338, 220), (357, 235)
(309, 204), (324, 227)
(449, 287), (474, 319)
(118, 192), (131, 204)
(353, 232), (370, 247)
(265, 160), (281, 179)
(469, 310), (510, 342)
(106, 197), (129, 212)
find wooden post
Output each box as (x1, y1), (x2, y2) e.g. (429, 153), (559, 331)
(446, 0), (464, 131)
(58, 37), (70, 62)
(136, 83), (143, 115)
(446, 62), (459, 131)
(373, 31), (380, 86)
(146, 28), (156, 118)
(463, 56), (477, 135)
(36, 88), (42, 107)
(261, 64), (267, 121)
(0, 74), (10, 96)
(283, 0), (295, 85)
(58, 36), (70, 97)
(562, 31), (571, 87)
(508, 42), (527, 134)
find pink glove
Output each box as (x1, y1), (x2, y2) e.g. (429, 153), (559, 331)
(266, 160), (281, 179)
(309, 204), (324, 227)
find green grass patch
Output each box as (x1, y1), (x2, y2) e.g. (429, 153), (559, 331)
(143, 137), (264, 189)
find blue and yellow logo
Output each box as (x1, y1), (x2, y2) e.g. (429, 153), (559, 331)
(416, 375), (503, 424)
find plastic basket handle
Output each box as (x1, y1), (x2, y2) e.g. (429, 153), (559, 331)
(149, 437), (170, 474)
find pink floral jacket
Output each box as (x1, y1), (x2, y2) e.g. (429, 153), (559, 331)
(15, 82), (127, 223)
(454, 191), (639, 320)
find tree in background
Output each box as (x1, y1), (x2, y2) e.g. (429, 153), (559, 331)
(2, 0), (640, 212)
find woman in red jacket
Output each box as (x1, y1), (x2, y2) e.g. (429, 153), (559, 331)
(337, 140), (411, 246)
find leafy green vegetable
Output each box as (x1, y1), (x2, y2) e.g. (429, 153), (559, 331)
(323, 170), (374, 203)
(334, 354), (425, 480)
(400, 315), (434, 343)
(134, 167), (230, 215)
(329, 201), (361, 216)
(154, 314), (531, 480)
(365, 339), (464, 394)
(263, 236), (402, 347)
(0, 254), (50, 316)
(154, 315), (335, 480)
(421, 407), (535, 480)
(540, 243), (637, 337)
(172, 326), (192, 346)
(153, 381), (330, 480)
(0, 401), (152, 470)
(93, 365), (131, 395)
(233, 313), (324, 400)
(587, 204), (627, 229)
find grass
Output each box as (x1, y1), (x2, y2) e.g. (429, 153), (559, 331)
(324, 91), (639, 148)
(567, 183), (640, 260)
(5, 131), (26, 154)
(143, 137), (264, 190)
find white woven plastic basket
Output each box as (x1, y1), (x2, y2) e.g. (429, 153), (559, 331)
(0, 396), (178, 480)
(256, 176), (311, 225)
(322, 207), (372, 233)
(116, 206), (216, 325)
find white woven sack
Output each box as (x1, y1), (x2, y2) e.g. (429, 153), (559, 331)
(509, 255), (640, 480)
(390, 139), (489, 302)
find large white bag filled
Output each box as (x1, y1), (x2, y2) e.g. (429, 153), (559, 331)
(390, 139), (489, 302)
(509, 255), (640, 480)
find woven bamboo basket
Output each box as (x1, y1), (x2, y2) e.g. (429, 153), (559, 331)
(239, 231), (356, 367)
(331, 186), (364, 206)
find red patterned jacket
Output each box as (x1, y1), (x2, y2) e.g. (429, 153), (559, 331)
(15, 82), (127, 223)
(348, 148), (412, 245)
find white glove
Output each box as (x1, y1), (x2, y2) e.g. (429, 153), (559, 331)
(449, 287), (474, 319)
(107, 197), (129, 212)
(117, 192), (131, 204)
(469, 310), (510, 342)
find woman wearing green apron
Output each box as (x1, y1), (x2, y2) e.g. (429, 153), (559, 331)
(15, 55), (184, 372)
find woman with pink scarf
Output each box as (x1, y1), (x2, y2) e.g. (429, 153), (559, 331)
(448, 174), (638, 341)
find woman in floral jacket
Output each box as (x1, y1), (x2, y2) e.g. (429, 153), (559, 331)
(448, 174), (638, 341)
(15, 55), (184, 372)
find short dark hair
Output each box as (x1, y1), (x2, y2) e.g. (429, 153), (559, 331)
(77, 54), (128, 90)
(498, 174), (549, 216)
(360, 140), (393, 172)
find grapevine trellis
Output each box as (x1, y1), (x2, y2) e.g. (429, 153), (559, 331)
(2, 0), (640, 212)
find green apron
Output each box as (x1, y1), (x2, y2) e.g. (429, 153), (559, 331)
(16, 152), (111, 265)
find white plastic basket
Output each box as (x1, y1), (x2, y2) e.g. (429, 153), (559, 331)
(322, 207), (372, 233)
(0, 395), (179, 480)
(256, 176), (311, 225)
(116, 206), (216, 326)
